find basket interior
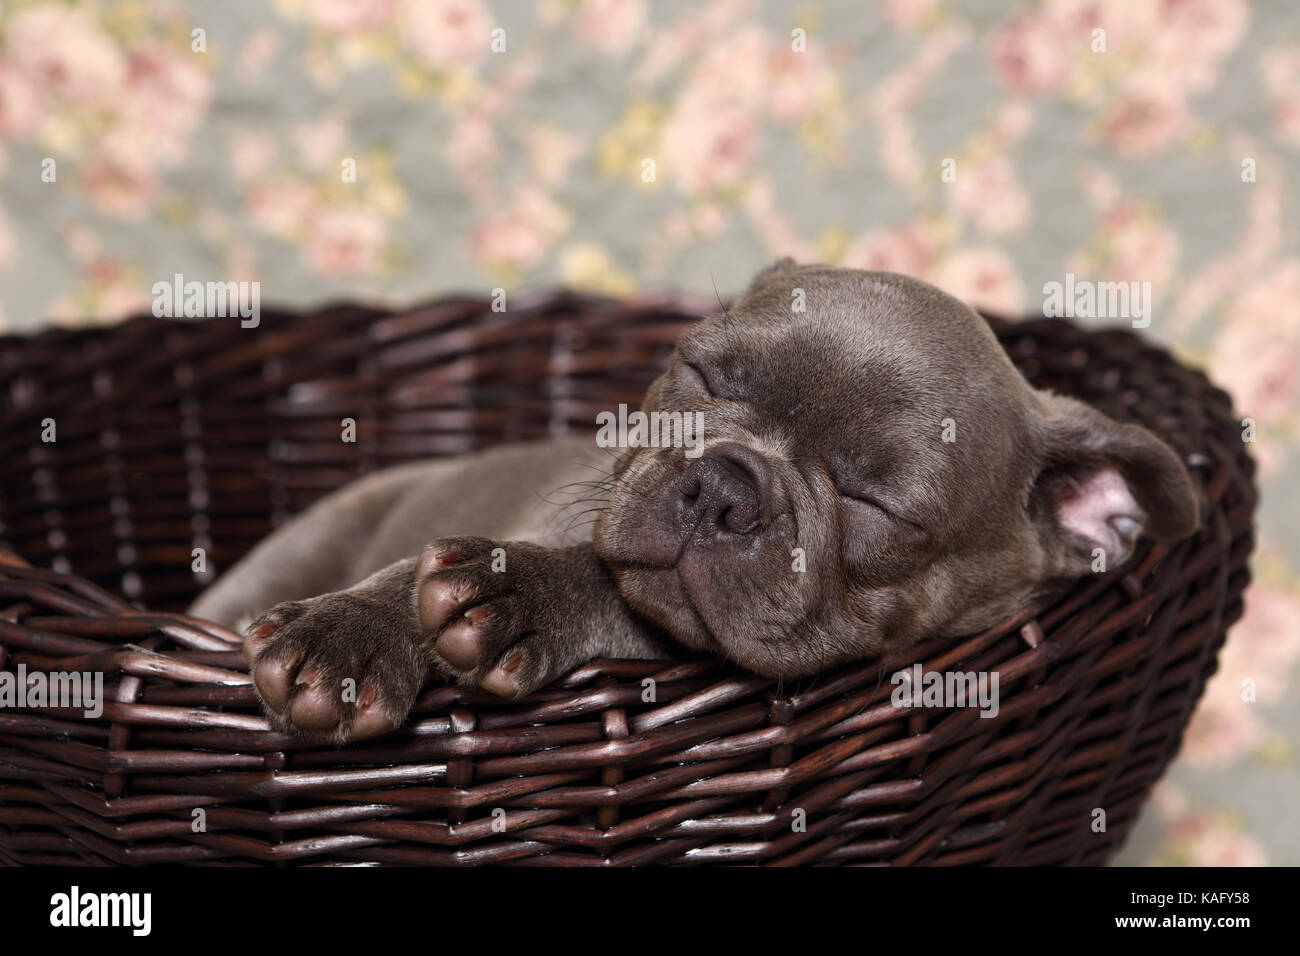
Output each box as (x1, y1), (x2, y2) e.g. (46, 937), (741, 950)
(0, 292), (712, 610)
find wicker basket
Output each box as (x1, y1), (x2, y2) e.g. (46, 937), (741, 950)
(0, 290), (1256, 866)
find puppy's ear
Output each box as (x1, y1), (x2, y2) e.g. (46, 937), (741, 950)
(745, 257), (800, 295)
(1029, 392), (1199, 574)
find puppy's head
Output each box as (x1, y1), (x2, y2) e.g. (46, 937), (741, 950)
(593, 261), (1199, 677)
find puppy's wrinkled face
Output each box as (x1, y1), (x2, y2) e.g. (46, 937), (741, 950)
(593, 263), (1198, 678)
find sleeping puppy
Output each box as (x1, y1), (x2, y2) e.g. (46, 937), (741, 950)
(191, 262), (1199, 743)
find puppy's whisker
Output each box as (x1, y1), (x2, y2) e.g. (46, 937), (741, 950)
(556, 508), (609, 539)
(538, 479), (616, 507)
(710, 269), (730, 320)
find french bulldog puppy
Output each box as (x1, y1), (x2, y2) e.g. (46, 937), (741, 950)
(191, 262), (1199, 743)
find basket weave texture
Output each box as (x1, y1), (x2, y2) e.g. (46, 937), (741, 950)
(0, 291), (1256, 865)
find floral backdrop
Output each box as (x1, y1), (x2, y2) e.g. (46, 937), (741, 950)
(1, 0), (1297, 865)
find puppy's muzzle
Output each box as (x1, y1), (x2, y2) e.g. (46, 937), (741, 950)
(677, 443), (771, 537)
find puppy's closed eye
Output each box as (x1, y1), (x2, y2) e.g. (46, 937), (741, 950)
(680, 360), (715, 397)
(837, 485), (930, 539)
(677, 354), (741, 403)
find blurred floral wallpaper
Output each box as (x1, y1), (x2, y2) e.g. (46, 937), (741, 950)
(0, 0), (1297, 865)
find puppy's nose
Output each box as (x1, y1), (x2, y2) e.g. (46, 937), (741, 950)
(678, 443), (770, 536)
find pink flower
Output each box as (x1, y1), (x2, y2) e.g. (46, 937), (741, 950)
(445, 116), (498, 179)
(1181, 698), (1264, 768)
(50, 255), (152, 327)
(1212, 333), (1299, 450)
(691, 202), (727, 240)
(103, 43), (212, 176)
(471, 220), (544, 272)
(1087, 198), (1181, 285)
(0, 67), (41, 138)
(303, 207), (388, 276)
(1150, 0), (1248, 86)
(930, 247), (1026, 314)
(869, 109), (913, 187)
(399, 0), (491, 70)
(7, 5), (125, 105)
(991, 100), (1035, 142)
(1224, 582), (1300, 702)
(767, 44), (838, 124)
(1166, 813), (1268, 867)
(305, 0), (395, 31)
(1178, 576), (1300, 769)
(841, 226), (933, 277)
(522, 124), (581, 187)
(1097, 88), (1189, 157)
(949, 156), (1030, 238)
(79, 160), (158, 220)
(1045, 0), (1135, 38)
(469, 188), (569, 273)
(574, 0), (647, 57)
(989, 11), (1068, 94)
(880, 0), (942, 32)
(293, 114), (348, 173)
(237, 28), (284, 80)
(1208, 261), (1300, 431)
(230, 134), (278, 185)
(687, 24), (771, 111)
(660, 99), (757, 195)
(1261, 45), (1300, 147)
(247, 179), (319, 239)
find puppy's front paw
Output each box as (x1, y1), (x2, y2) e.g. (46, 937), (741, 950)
(244, 590), (428, 743)
(417, 536), (571, 699)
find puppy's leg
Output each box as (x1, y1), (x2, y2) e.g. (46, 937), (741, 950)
(245, 540), (671, 742)
(188, 465), (424, 629)
(416, 538), (673, 698)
